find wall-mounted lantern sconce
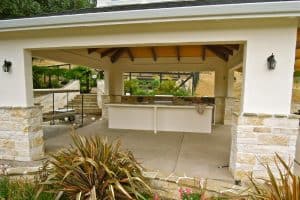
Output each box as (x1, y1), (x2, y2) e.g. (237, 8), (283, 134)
(2, 60), (12, 72)
(267, 53), (276, 70)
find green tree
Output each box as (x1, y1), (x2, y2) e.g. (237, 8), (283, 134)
(0, 0), (42, 19)
(0, 0), (96, 19)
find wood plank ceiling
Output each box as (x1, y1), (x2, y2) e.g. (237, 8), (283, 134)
(87, 45), (240, 63)
(295, 29), (300, 71)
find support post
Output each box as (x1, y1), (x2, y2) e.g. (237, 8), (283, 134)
(0, 49), (44, 161)
(230, 28), (299, 181)
(51, 92), (55, 125)
(81, 94), (84, 126)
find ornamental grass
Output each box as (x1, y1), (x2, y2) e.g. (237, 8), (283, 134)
(37, 133), (152, 200)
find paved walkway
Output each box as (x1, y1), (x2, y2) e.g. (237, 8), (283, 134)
(44, 120), (234, 182)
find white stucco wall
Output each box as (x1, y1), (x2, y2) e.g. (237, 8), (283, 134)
(0, 49), (33, 107)
(0, 18), (297, 114)
(242, 27), (297, 114)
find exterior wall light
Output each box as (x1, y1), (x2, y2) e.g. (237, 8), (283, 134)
(267, 53), (276, 70)
(2, 60), (12, 72)
(92, 74), (98, 80)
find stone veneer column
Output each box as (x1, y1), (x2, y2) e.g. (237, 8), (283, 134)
(0, 106), (44, 161)
(229, 112), (299, 181)
(224, 97), (240, 125)
(214, 97), (225, 124)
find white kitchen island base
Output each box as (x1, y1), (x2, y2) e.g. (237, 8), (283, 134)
(106, 104), (214, 134)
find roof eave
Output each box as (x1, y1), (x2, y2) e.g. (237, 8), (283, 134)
(0, 1), (300, 32)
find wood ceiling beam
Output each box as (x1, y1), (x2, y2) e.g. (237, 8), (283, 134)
(150, 47), (157, 62)
(206, 45), (229, 61)
(87, 48), (99, 54)
(110, 48), (125, 63)
(224, 44), (240, 51)
(217, 45), (234, 55)
(176, 46), (180, 61)
(101, 48), (118, 58)
(126, 48), (134, 62)
(296, 41), (300, 49)
(202, 46), (206, 61)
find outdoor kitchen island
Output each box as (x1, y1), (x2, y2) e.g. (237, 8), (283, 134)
(105, 96), (215, 134)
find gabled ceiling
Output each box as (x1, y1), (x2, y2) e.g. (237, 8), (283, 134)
(87, 44), (240, 63)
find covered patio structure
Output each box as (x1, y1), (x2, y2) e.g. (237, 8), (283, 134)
(0, 0), (300, 182)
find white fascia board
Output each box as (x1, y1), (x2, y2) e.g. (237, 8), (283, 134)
(0, 1), (300, 32)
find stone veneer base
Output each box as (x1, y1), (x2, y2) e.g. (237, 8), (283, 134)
(0, 106), (44, 161)
(229, 112), (299, 181)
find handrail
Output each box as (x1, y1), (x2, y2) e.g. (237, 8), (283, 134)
(33, 89), (80, 95)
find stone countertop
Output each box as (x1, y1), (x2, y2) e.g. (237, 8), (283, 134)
(105, 103), (214, 109)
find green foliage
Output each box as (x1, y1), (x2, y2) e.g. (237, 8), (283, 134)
(294, 71), (300, 77)
(32, 66), (98, 92)
(65, 66), (93, 93)
(38, 133), (152, 199)
(0, 177), (55, 200)
(124, 78), (191, 96)
(0, 0), (42, 19)
(0, 177), (9, 199)
(64, 66), (91, 80)
(182, 192), (201, 200)
(43, 0), (95, 13)
(0, 0), (96, 19)
(153, 79), (191, 96)
(32, 66), (68, 89)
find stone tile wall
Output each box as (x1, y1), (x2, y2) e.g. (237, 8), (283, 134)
(224, 97), (241, 125)
(229, 112), (299, 181)
(97, 80), (105, 108)
(0, 106), (44, 161)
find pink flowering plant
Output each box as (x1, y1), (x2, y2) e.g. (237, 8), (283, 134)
(179, 188), (201, 200)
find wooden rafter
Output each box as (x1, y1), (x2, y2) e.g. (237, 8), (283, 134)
(150, 47), (157, 62)
(101, 48), (118, 58)
(126, 48), (134, 61)
(217, 45), (234, 55)
(224, 44), (240, 51)
(202, 46), (206, 61)
(111, 48), (125, 63)
(296, 41), (300, 49)
(206, 45), (229, 61)
(87, 48), (99, 54)
(176, 46), (180, 61)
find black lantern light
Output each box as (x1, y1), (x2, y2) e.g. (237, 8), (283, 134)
(2, 60), (12, 72)
(267, 53), (276, 70)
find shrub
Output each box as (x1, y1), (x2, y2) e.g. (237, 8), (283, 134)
(124, 78), (191, 96)
(0, 176), (54, 200)
(38, 133), (152, 199)
(248, 153), (300, 200)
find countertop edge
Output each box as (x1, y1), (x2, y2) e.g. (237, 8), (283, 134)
(105, 103), (214, 109)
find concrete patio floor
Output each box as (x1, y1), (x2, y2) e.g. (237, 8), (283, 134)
(44, 120), (234, 182)
(43, 119), (300, 183)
